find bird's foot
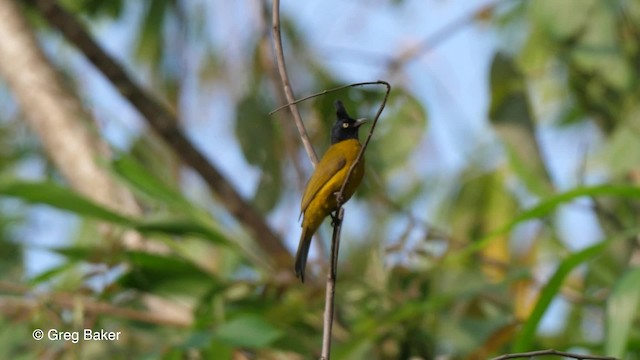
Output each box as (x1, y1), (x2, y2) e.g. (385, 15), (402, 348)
(330, 211), (340, 226)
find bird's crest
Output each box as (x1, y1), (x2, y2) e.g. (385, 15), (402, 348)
(335, 100), (351, 120)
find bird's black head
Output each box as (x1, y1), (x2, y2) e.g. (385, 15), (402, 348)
(331, 101), (367, 144)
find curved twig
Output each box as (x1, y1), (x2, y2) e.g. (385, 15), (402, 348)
(491, 349), (619, 360)
(0, 281), (191, 327)
(269, 81), (389, 115)
(335, 81), (391, 204)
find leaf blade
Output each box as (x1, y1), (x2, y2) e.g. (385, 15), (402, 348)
(0, 181), (133, 225)
(605, 267), (640, 358)
(454, 184), (640, 261)
(512, 242), (607, 352)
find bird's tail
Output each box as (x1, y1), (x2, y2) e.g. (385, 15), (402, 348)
(295, 228), (312, 283)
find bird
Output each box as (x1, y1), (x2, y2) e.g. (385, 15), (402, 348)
(295, 100), (367, 282)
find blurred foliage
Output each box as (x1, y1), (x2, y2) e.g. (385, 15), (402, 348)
(1, 0), (640, 359)
(60, 0), (124, 18)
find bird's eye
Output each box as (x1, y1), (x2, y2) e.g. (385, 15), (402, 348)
(342, 122), (349, 128)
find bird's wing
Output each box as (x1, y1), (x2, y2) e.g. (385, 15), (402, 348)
(300, 147), (347, 213)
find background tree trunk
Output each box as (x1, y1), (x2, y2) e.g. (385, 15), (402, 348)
(0, 0), (190, 325)
(0, 0), (142, 248)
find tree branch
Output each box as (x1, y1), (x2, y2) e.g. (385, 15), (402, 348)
(29, 0), (292, 269)
(0, 281), (191, 328)
(320, 207), (343, 360)
(0, 0), (156, 250)
(387, 0), (507, 71)
(271, 0), (319, 166)
(491, 349), (619, 360)
(335, 82), (391, 203)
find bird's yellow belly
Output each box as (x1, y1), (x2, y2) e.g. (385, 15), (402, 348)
(302, 140), (365, 231)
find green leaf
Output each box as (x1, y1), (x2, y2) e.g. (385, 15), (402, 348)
(449, 170), (518, 282)
(0, 180), (230, 246)
(202, 339), (234, 360)
(214, 315), (282, 348)
(135, 219), (228, 245)
(599, 124), (640, 178)
(112, 155), (191, 209)
(180, 331), (240, 360)
(235, 95), (280, 167)
(135, 0), (170, 64)
(119, 251), (215, 293)
(124, 251), (209, 276)
(0, 235), (22, 276)
(0, 181), (133, 225)
(60, 0), (124, 18)
(235, 95), (283, 212)
(28, 262), (77, 285)
(488, 53), (553, 196)
(252, 169), (281, 213)
(449, 170), (517, 240)
(53, 246), (93, 259)
(509, 185), (640, 226)
(517, 23), (554, 74)
(606, 267), (640, 358)
(530, 0), (597, 41)
(569, 3), (632, 92)
(373, 90), (427, 172)
(193, 284), (231, 329)
(456, 184), (640, 261)
(0, 317), (31, 359)
(512, 241), (607, 352)
(179, 331), (213, 349)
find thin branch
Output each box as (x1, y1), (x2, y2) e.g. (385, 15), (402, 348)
(258, 5), (306, 187)
(387, 0), (507, 71)
(30, 0), (292, 269)
(271, 0), (319, 165)
(320, 207), (344, 359)
(336, 81), (391, 203)
(0, 281), (190, 328)
(260, 15), (328, 266)
(491, 349), (619, 360)
(270, 81), (388, 115)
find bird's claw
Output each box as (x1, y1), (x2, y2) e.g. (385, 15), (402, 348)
(330, 211), (339, 226)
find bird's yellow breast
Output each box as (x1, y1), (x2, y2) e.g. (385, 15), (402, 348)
(301, 139), (365, 232)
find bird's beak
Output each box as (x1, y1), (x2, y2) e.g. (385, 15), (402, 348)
(354, 118), (368, 127)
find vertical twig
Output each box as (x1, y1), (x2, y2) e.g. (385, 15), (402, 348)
(321, 207), (344, 359)
(271, 0), (319, 166)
